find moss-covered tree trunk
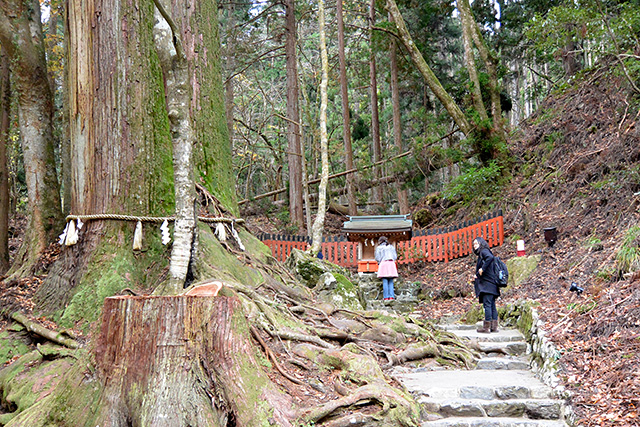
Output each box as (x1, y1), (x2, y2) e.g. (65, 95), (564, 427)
(36, 0), (176, 318)
(0, 0), (63, 278)
(310, 0), (330, 255)
(386, 0), (472, 136)
(38, 0), (236, 319)
(0, 45), (10, 274)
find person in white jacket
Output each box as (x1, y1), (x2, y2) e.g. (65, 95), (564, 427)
(375, 236), (398, 300)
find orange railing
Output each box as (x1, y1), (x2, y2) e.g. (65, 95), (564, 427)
(258, 211), (504, 266)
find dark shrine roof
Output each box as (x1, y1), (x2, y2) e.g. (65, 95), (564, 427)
(342, 215), (412, 241)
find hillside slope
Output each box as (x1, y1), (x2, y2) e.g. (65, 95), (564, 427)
(417, 61), (640, 426)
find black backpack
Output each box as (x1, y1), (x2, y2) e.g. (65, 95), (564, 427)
(493, 257), (509, 287)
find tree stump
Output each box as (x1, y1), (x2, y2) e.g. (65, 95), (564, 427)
(94, 295), (293, 426)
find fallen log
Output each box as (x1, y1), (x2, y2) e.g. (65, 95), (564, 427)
(11, 311), (79, 349)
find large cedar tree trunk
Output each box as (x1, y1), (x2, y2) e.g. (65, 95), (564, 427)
(285, 0), (304, 229)
(369, 0), (383, 206)
(389, 38), (409, 214)
(0, 0), (63, 277)
(337, 0), (357, 216)
(38, 0), (234, 313)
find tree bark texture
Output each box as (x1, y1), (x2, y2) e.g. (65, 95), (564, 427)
(0, 0), (63, 276)
(463, 0), (505, 137)
(93, 295), (294, 426)
(223, 1), (236, 141)
(0, 46), (10, 273)
(311, 0), (330, 255)
(369, 0), (383, 205)
(38, 0), (177, 314)
(389, 38), (409, 214)
(285, 0), (304, 229)
(38, 0), (235, 314)
(457, 0), (489, 122)
(386, 0), (472, 136)
(152, 1), (197, 291)
(337, 0), (357, 216)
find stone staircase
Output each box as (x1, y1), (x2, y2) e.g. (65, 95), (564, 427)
(391, 323), (571, 427)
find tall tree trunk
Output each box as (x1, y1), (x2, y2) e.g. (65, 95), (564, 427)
(38, 0), (235, 315)
(0, 46), (10, 274)
(285, 0), (304, 229)
(385, 0), (472, 136)
(152, 0), (197, 292)
(462, 0), (504, 137)
(457, 0), (488, 122)
(369, 0), (383, 207)
(337, 0), (357, 216)
(389, 37), (409, 214)
(61, 3), (72, 215)
(310, 0), (330, 255)
(0, 0), (63, 278)
(223, 1), (236, 141)
(561, 24), (581, 77)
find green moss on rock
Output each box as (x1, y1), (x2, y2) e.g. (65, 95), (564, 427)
(506, 255), (541, 288)
(0, 331), (30, 366)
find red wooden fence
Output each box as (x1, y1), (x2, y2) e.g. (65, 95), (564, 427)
(258, 211), (504, 267)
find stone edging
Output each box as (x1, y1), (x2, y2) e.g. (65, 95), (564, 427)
(513, 301), (576, 425)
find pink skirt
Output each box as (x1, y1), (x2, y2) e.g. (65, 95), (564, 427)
(377, 260), (398, 278)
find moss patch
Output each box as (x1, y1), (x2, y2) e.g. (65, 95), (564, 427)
(58, 227), (171, 331)
(297, 260), (326, 287)
(197, 225), (263, 286)
(506, 255), (542, 288)
(0, 348), (79, 425)
(0, 330), (30, 366)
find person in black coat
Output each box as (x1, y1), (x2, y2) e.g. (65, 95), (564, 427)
(473, 237), (500, 333)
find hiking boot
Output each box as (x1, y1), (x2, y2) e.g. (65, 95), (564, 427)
(477, 321), (491, 333)
(490, 319), (499, 333)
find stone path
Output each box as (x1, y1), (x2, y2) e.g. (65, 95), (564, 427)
(391, 323), (571, 427)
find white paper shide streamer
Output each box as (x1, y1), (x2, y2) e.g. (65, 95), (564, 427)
(132, 221), (143, 250)
(231, 222), (245, 251)
(215, 222), (227, 242)
(160, 219), (171, 245)
(58, 222), (70, 246)
(65, 220), (79, 246)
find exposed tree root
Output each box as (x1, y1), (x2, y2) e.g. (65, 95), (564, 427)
(297, 384), (416, 425)
(250, 325), (304, 385)
(266, 327), (335, 349)
(320, 412), (379, 427)
(11, 311), (79, 349)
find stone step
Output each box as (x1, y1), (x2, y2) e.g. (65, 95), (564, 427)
(450, 328), (525, 343)
(436, 324), (478, 331)
(477, 340), (528, 356)
(475, 357), (530, 370)
(393, 370), (555, 400)
(417, 397), (565, 420)
(421, 417), (568, 427)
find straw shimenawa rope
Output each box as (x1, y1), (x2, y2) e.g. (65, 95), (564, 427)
(65, 214), (245, 224)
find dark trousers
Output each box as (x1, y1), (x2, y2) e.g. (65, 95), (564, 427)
(481, 293), (498, 321)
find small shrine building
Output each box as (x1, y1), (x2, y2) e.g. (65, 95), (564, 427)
(342, 215), (413, 272)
